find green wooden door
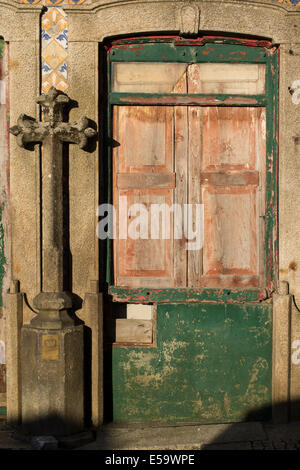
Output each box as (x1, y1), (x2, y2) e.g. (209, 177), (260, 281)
(103, 37), (278, 423)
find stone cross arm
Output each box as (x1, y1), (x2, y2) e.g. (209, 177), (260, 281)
(10, 114), (48, 148)
(55, 116), (97, 149)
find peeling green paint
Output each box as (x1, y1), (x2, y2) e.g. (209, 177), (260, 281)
(0, 203), (6, 308)
(109, 286), (269, 304)
(111, 303), (272, 423)
(0, 40), (4, 60)
(0, 364), (5, 393)
(109, 93), (267, 106)
(109, 41), (268, 64)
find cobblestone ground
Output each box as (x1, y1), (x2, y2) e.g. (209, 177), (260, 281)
(201, 440), (300, 450)
(251, 440), (300, 450)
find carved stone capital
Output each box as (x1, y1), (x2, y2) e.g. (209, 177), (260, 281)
(32, 292), (74, 330)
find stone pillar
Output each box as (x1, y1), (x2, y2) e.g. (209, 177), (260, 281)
(6, 280), (23, 426)
(83, 280), (103, 428)
(272, 281), (292, 424)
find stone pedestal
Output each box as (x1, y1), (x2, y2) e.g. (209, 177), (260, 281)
(21, 324), (84, 437)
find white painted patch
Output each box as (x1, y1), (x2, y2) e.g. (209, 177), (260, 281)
(291, 80), (300, 105)
(291, 339), (300, 365)
(0, 81), (5, 105)
(0, 341), (5, 364)
(127, 304), (153, 320)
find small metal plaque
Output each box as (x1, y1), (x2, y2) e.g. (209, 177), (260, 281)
(42, 335), (59, 360)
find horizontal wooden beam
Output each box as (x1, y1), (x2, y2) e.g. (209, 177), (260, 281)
(200, 171), (259, 186)
(117, 172), (176, 189)
(110, 93), (267, 107)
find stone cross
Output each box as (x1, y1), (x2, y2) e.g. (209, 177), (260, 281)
(10, 87), (96, 329)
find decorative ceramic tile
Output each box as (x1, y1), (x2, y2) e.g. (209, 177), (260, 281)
(20, 1), (90, 5)
(41, 7), (68, 94)
(276, 0), (300, 4)
(19, 0), (300, 5)
(42, 71), (69, 93)
(19, 0), (42, 4)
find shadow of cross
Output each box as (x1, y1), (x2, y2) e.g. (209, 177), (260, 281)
(9, 86), (97, 329)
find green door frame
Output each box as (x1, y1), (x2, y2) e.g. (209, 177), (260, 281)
(105, 36), (279, 305)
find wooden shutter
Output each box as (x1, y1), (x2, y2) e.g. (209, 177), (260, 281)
(187, 64), (266, 289)
(112, 104), (187, 287)
(112, 62), (266, 290)
(188, 106), (266, 288)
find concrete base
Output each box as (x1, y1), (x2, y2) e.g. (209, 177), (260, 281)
(21, 324), (84, 437)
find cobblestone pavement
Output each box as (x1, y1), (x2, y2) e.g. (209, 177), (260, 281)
(201, 439), (300, 450)
(251, 440), (300, 450)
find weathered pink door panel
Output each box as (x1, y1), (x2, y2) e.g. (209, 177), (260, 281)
(188, 106), (265, 288)
(115, 106), (174, 173)
(201, 107), (261, 171)
(202, 187), (258, 284)
(113, 105), (187, 287)
(112, 102), (266, 289)
(117, 189), (174, 287)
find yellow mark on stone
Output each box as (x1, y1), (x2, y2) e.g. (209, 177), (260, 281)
(42, 334), (59, 360)
(9, 59), (20, 70)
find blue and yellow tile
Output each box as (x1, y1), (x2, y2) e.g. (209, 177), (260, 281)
(20, 1), (90, 4)
(41, 7), (68, 93)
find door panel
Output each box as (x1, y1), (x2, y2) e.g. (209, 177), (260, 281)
(113, 105), (187, 287)
(113, 105), (266, 289)
(189, 107), (266, 288)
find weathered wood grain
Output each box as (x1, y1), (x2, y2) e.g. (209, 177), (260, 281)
(115, 319), (153, 344)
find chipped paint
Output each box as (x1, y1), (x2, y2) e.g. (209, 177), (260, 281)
(111, 303), (272, 423)
(117, 95), (261, 106)
(109, 286), (269, 304)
